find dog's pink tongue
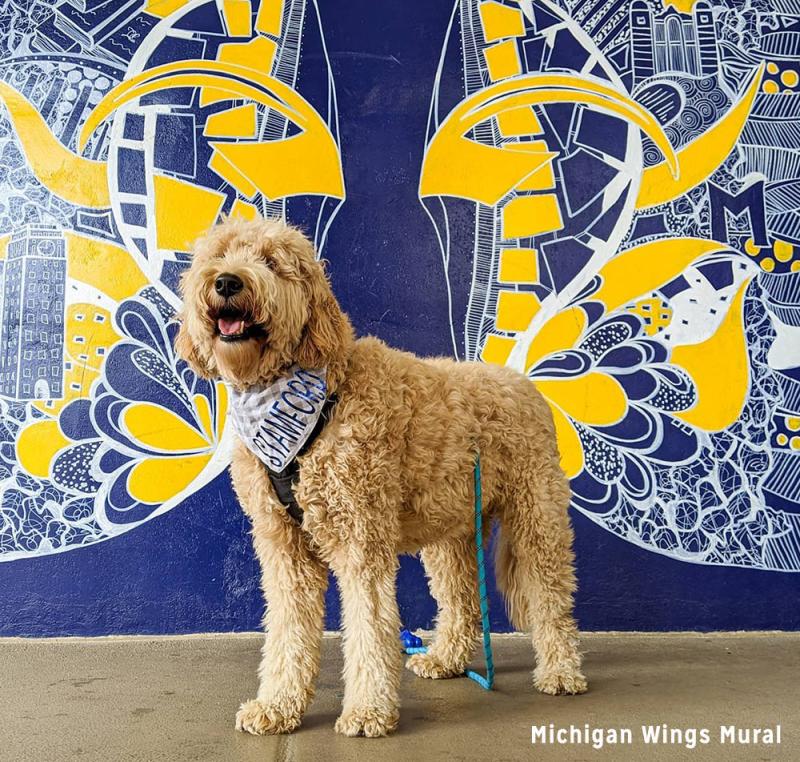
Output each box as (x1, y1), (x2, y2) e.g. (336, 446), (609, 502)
(218, 317), (244, 335)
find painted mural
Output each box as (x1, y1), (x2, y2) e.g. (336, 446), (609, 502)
(0, 0), (343, 561)
(0, 0), (798, 574)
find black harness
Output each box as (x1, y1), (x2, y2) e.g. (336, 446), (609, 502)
(265, 394), (338, 524)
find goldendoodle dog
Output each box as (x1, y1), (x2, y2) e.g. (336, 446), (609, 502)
(176, 217), (587, 738)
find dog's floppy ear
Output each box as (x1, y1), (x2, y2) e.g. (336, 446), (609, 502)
(174, 316), (214, 379)
(295, 259), (353, 371)
(287, 235), (353, 368)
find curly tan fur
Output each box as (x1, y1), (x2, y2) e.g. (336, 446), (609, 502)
(177, 217), (587, 738)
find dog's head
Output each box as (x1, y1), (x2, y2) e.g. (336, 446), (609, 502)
(175, 217), (353, 389)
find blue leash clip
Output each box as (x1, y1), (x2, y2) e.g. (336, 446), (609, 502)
(401, 453), (494, 690)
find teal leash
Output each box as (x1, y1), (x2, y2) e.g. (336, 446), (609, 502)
(401, 453), (494, 691)
(465, 453), (494, 689)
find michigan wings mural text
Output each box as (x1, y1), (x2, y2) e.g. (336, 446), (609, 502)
(0, 0), (343, 561)
(0, 0), (798, 574)
(421, 0), (800, 571)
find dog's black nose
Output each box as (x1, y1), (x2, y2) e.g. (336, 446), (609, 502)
(215, 273), (243, 298)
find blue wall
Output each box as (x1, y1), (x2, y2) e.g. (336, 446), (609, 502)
(2, 477), (800, 635)
(0, 0), (799, 634)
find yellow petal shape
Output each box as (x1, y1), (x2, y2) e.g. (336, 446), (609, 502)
(525, 305), (587, 371)
(636, 63), (764, 210)
(123, 404), (210, 453)
(16, 420), (70, 479)
(127, 454), (210, 504)
(193, 394), (214, 441)
(671, 278), (752, 431)
(547, 403), (584, 478)
(592, 237), (731, 315)
(0, 81), (110, 208)
(536, 373), (627, 427)
(215, 382), (228, 440)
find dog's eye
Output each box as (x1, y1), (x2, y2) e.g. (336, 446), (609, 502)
(264, 259), (276, 271)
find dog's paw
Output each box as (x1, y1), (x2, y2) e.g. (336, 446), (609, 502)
(235, 698), (302, 735)
(405, 651), (462, 679)
(534, 668), (588, 696)
(334, 706), (399, 738)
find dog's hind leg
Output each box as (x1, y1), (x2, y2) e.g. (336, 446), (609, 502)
(406, 536), (480, 679)
(496, 466), (588, 696)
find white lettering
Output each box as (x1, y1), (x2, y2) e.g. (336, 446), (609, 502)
(720, 725), (735, 743)
(531, 726), (546, 744)
(530, 725), (634, 747)
(642, 725), (662, 744)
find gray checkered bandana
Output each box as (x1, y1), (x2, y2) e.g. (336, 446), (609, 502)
(228, 366), (328, 472)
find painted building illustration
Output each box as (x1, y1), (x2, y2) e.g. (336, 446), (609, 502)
(630, 1), (719, 84)
(0, 225), (66, 401)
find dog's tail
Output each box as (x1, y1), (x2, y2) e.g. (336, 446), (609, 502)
(493, 524), (531, 631)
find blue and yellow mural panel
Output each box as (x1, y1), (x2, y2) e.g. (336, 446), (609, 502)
(0, 0), (343, 560)
(0, 0), (799, 590)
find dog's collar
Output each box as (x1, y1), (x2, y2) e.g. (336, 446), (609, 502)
(228, 366), (336, 524)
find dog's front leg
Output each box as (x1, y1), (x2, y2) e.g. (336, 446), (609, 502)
(232, 448), (327, 735)
(331, 546), (402, 738)
(235, 517), (327, 735)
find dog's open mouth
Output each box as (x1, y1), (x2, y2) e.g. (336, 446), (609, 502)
(213, 309), (263, 343)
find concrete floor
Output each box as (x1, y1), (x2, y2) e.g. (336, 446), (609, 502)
(0, 633), (797, 762)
